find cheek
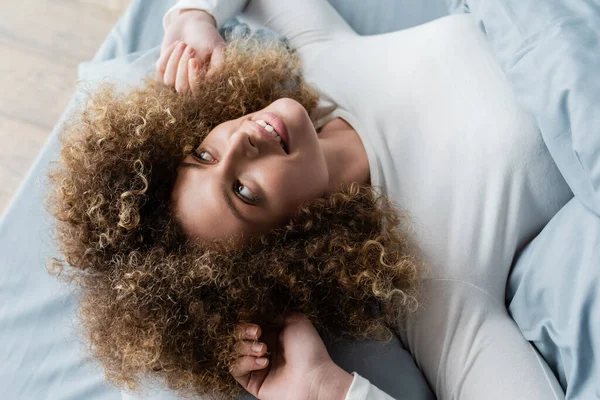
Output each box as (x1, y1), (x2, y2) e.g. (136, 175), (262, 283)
(268, 163), (328, 213)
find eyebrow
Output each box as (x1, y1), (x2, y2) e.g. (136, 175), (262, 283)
(180, 162), (250, 224)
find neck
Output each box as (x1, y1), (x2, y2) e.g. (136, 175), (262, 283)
(318, 118), (370, 194)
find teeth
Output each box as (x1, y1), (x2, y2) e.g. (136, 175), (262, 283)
(255, 119), (285, 151)
(256, 120), (279, 136)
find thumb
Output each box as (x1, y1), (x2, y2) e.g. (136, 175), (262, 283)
(245, 364), (269, 397)
(284, 313), (309, 325)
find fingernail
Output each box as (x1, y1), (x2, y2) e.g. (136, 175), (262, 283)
(252, 343), (263, 353)
(256, 358), (268, 366)
(246, 326), (258, 337)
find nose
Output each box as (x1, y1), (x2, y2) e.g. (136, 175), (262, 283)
(220, 130), (259, 171)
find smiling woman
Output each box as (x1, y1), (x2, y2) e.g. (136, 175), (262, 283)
(48, 35), (421, 399)
(171, 97), (363, 241)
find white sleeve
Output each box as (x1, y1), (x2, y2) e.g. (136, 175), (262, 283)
(242, 0), (356, 57)
(399, 280), (565, 400)
(164, 0), (357, 54)
(345, 373), (397, 400)
(162, 0), (248, 30)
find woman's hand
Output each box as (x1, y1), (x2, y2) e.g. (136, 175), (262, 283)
(231, 315), (354, 400)
(157, 10), (226, 93)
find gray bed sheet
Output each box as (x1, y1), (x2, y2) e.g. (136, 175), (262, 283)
(0, 1), (448, 399)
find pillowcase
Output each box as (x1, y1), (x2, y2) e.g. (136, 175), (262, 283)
(507, 197), (600, 399)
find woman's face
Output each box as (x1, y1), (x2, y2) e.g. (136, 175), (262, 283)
(171, 98), (328, 241)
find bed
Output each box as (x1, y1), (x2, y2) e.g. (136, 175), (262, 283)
(0, 1), (448, 399)
(2, 0), (598, 398)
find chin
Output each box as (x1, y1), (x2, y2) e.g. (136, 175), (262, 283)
(272, 98), (309, 123)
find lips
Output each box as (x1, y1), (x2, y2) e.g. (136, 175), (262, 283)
(253, 112), (290, 153)
(250, 120), (287, 154)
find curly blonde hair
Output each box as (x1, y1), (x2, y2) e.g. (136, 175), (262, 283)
(48, 38), (421, 399)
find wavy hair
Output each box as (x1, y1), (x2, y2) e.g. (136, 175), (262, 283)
(48, 37), (422, 399)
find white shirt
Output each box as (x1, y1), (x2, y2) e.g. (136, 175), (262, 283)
(164, 1), (573, 400)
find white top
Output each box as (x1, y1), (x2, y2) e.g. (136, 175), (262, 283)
(164, 1), (574, 399)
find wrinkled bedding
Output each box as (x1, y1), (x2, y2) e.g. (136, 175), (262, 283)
(4, 0), (596, 398)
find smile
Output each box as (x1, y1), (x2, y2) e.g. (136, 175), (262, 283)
(253, 112), (291, 153)
(255, 119), (286, 152)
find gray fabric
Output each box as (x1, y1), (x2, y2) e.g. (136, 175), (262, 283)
(122, 339), (434, 400)
(328, 0), (448, 35)
(0, 1), (448, 399)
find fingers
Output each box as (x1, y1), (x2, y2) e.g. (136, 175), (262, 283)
(235, 340), (268, 357)
(164, 41), (187, 87)
(235, 323), (262, 340)
(156, 41), (178, 75)
(229, 322), (270, 397)
(229, 355), (269, 378)
(231, 323), (269, 378)
(159, 41), (201, 94)
(158, 40), (222, 93)
(188, 58), (200, 96)
(175, 46), (195, 93)
(230, 323), (269, 378)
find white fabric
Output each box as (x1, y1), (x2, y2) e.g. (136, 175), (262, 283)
(349, 373), (395, 400)
(164, 1), (575, 399)
(163, 0), (246, 30)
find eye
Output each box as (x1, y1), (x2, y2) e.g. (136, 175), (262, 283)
(234, 180), (258, 205)
(190, 146), (260, 205)
(192, 147), (215, 163)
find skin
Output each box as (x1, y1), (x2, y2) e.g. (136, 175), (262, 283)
(161, 10), (370, 241)
(157, 9), (226, 87)
(232, 316), (353, 400)
(162, 10), (369, 399)
(171, 98), (370, 241)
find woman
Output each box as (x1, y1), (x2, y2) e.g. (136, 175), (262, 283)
(49, 0), (573, 399)
(50, 9), (419, 400)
